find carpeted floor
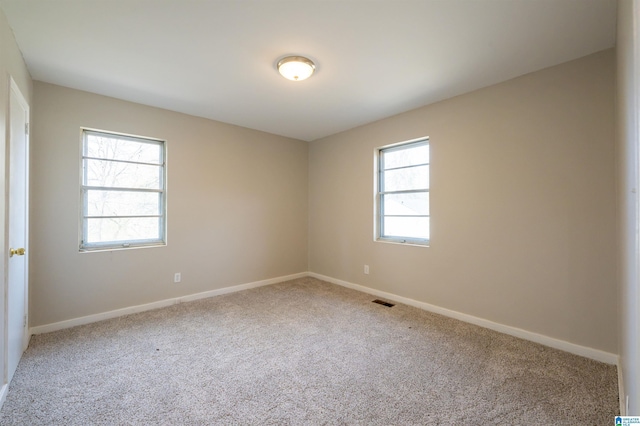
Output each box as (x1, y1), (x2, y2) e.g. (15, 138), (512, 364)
(0, 277), (619, 425)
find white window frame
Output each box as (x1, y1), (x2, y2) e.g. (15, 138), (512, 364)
(376, 137), (430, 246)
(79, 128), (167, 251)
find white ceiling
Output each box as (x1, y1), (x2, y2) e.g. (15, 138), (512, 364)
(0, 0), (617, 141)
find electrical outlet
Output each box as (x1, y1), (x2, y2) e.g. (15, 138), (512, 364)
(364, 265), (370, 274)
(174, 272), (181, 283)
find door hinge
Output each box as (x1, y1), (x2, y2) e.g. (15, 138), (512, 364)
(24, 123), (29, 136)
(23, 315), (27, 328)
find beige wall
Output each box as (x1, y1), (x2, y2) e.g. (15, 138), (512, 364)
(0, 9), (31, 104)
(616, 0), (639, 415)
(30, 82), (308, 326)
(309, 49), (617, 354)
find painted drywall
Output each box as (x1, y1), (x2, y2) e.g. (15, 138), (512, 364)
(616, 0), (639, 415)
(30, 82), (308, 326)
(309, 49), (617, 354)
(0, 10), (31, 104)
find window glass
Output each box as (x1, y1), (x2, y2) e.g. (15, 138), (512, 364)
(80, 129), (166, 251)
(378, 139), (429, 245)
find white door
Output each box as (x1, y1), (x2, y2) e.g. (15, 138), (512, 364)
(7, 78), (29, 383)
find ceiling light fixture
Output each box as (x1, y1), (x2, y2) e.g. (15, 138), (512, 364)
(277, 56), (316, 81)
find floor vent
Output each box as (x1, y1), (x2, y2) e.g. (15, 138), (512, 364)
(372, 299), (395, 308)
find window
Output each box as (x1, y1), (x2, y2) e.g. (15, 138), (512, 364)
(377, 138), (429, 245)
(80, 129), (166, 251)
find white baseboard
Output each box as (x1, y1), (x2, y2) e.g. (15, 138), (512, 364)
(0, 383), (8, 413)
(618, 358), (626, 415)
(29, 270), (618, 366)
(29, 272), (307, 335)
(309, 272), (618, 365)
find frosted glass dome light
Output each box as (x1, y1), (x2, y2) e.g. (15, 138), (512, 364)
(277, 56), (316, 81)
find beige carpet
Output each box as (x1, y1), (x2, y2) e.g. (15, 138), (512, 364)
(0, 277), (618, 425)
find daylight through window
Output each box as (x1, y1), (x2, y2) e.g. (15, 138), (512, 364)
(377, 139), (429, 245)
(80, 129), (166, 251)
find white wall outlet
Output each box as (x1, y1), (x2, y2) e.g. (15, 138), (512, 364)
(174, 272), (181, 283)
(364, 265), (370, 274)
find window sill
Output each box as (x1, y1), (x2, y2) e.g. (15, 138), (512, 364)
(79, 242), (167, 253)
(375, 238), (429, 248)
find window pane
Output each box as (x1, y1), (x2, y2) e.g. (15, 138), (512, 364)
(86, 190), (161, 217)
(86, 217), (160, 244)
(383, 164), (429, 192)
(382, 192), (429, 215)
(383, 216), (429, 240)
(81, 129), (166, 251)
(86, 134), (162, 164)
(383, 144), (428, 169)
(85, 159), (162, 189)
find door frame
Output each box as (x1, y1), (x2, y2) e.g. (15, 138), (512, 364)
(2, 76), (30, 400)
(8, 77), (29, 350)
